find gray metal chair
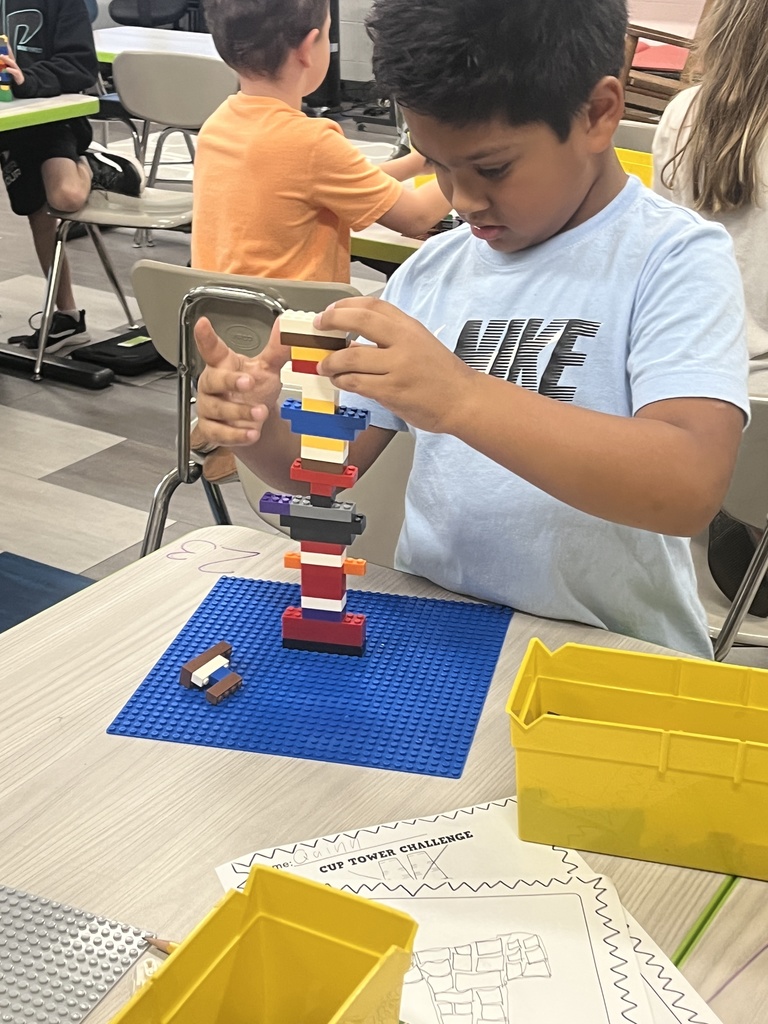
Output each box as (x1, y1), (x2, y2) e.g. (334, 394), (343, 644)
(112, 51), (238, 187)
(130, 260), (361, 554)
(692, 396), (768, 659)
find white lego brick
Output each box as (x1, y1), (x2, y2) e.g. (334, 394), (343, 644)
(279, 310), (346, 339)
(299, 552), (345, 568)
(191, 654), (229, 688)
(300, 442), (349, 463)
(301, 594), (348, 612)
(281, 367), (340, 402)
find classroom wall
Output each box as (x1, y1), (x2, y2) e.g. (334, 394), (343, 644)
(339, 0), (374, 82)
(628, 0), (704, 33)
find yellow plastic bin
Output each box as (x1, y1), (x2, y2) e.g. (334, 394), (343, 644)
(507, 639), (768, 879)
(616, 147), (653, 186)
(110, 866), (417, 1024)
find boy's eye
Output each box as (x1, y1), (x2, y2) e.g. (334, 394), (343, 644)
(477, 163), (511, 180)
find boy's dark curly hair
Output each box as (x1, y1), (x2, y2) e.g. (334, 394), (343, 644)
(368, 0), (627, 140)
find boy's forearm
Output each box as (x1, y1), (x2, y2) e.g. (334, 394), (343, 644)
(381, 150), (428, 181)
(234, 403), (305, 494)
(450, 373), (742, 537)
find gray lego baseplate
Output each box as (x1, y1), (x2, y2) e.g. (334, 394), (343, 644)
(0, 883), (147, 1023)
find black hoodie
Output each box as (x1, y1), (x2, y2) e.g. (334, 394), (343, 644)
(2, 0), (98, 98)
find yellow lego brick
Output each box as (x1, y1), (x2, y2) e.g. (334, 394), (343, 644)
(284, 551), (301, 570)
(302, 398), (336, 414)
(301, 434), (347, 453)
(290, 346), (325, 364)
(343, 558), (367, 576)
(301, 443), (349, 464)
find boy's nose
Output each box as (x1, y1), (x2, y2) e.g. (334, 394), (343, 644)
(449, 181), (489, 220)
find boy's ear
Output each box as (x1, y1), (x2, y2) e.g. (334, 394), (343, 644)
(296, 27), (321, 68)
(584, 76), (624, 153)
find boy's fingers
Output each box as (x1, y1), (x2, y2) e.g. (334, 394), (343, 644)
(195, 422), (263, 448)
(197, 395), (268, 426)
(198, 366), (261, 401)
(195, 316), (243, 371)
(313, 297), (403, 347)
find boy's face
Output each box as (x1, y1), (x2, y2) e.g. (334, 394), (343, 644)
(405, 107), (622, 254)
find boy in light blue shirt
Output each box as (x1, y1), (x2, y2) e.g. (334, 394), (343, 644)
(192, 0), (748, 657)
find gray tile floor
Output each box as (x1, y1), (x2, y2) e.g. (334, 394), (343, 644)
(0, 120), (389, 583)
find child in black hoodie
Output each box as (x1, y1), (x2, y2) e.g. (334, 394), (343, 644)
(0, 0), (143, 351)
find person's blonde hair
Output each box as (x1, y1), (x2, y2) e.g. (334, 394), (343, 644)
(662, 0), (768, 214)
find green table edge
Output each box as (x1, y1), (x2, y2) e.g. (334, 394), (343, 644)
(671, 874), (739, 968)
(96, 49), (117, 63)
(0, 97), (99, 131)
(350, 235), (417, 266)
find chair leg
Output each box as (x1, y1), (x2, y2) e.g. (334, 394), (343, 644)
(202, 478), (233, 527)
(713, 522), (768, 660)
(141, 462), (204, 556)
(85, 224), (140, 328)
(33, 219), (72, 380)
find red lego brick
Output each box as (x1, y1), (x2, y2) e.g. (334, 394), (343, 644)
(300, 541), (346, 555)
(290, 459), (358, 490)
(282, 607), (366, 647)
(292, 359), (319, 375)
(300, 563), (347, 600)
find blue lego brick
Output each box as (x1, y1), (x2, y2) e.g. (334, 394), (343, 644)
(107, 577), (513, 778)
(280, 398), (370, 441)
(208, 664), (232, 685)
(301, 607), (346, 622)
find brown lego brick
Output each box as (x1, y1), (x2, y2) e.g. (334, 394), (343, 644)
(299, 457), (348, 475)
(280, 331), (347, 351)
(179, 640), (232, 688)
(205, 671), (243, 705)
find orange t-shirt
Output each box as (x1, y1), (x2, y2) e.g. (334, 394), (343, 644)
(191, 94), (403, 283)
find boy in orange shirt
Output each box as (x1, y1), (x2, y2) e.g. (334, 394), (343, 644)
(193, 0), (450, 283)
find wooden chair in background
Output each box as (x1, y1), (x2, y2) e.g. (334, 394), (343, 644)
(620, 0), (714, 122)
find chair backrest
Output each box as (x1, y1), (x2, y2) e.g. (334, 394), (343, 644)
(130, 260), (415, 569)
(112, 51), (238, 129)
(722, 397), (768, 531)
(131, 260), (360, 370)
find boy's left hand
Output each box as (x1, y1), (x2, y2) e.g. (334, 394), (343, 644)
(314, 297), (476, 433)
(0, 51), (25, 85)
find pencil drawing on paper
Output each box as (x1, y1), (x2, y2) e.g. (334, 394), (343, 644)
(406, 931), (551, 1024)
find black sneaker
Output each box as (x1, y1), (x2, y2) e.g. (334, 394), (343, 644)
(9, 310), (91, 354)
(85, 144), (145, 198)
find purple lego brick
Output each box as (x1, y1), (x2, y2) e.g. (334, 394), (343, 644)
(259, 492), (293, 515)
(107, 578), (513, 778)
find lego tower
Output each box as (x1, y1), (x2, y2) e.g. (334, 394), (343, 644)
(259, 311), (370, 657)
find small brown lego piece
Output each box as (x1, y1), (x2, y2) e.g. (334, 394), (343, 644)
(205, 671), (243, 705)
(179, 641), (233, 688)
(280, 331), (347, 351)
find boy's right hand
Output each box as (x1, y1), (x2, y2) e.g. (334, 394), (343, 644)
(194, 316), (288, 447)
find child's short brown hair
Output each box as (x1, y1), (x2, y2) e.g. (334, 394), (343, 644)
(204, 0), (329, 77)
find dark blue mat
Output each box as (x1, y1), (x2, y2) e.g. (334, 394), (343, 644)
(0, 552), (93, 632)
(108, 576), (513, 777)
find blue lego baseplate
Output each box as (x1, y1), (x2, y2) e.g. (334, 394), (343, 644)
(107, 577), (513, 778)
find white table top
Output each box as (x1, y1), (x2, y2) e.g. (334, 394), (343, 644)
(682, 878), (768, 1024)
(0, 93), (99, 131)
(93, 25), (218, 62)
(0, 524), (729, 1021)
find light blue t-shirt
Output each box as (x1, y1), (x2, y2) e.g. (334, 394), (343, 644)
(344, 176), (749, 657)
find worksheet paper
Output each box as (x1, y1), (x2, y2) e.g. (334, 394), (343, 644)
(217, 799), (722, 1024)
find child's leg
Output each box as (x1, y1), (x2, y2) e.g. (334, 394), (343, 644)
(27, 204), (77, 312)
